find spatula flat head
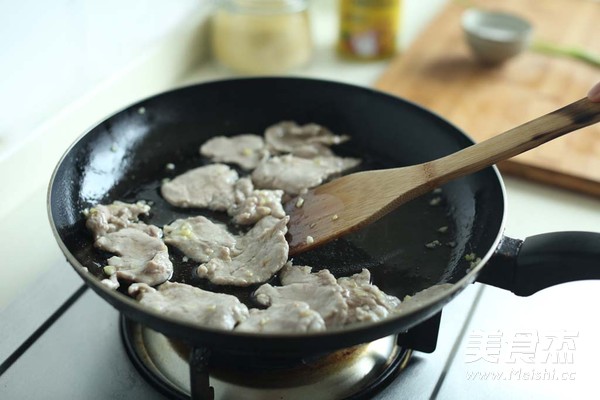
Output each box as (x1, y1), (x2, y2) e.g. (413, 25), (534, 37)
(285, 189), (346, 255)
(285, 171), (396, 255)
(285, 167), (433, 255)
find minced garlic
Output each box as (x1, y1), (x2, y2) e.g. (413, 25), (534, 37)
(103, 266), (116, 276)
(429, 197), (442, 206)
(425, 240), (442, 249)
(465, 253), (477, 262)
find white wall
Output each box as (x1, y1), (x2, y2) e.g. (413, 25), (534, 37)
(0, 0), (211, 157)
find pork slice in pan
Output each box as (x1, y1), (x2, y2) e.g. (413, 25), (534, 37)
(164, 216), (236, 262)
(251, 155), (323, 195)
(196, 216), (289, 286)
(129, 281), (249, 330)
(235, 302), (326, 333)
(85, 200), (157, 239)
(100, 274), (120, 290)
(254, 265), (348, 328)
(337, 269), (402, 324)
(161, 163), (239, 211)
(200, 134), (267, 170)
(251, 154), (360, 195)
(278, 264), (402, 326)
(395, 283), (455, 314)
(95, 227), (173, 287)
(314, 154), (361, 175)
(279, 262), (338, 286)
(227, 177), (285, 225)
(264, 121), (349, 158)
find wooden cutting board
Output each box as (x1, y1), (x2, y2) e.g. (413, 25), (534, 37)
(375, 0), (600, 197)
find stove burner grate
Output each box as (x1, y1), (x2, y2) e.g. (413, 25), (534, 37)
(120, 316), (412, 400)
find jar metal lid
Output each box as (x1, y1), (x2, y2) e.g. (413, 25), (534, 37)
(216, 0), (308, 14)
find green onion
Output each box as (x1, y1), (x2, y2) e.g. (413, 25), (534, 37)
(531, 40), (600, 68)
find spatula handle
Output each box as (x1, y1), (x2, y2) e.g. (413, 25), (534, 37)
(427, 97), (600, 183)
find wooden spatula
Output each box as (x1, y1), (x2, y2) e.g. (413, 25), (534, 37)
(286, 97), (600, 255)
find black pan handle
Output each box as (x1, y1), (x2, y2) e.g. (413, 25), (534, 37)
(477, 232), (600, 296)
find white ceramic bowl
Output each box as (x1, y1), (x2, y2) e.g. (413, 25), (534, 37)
(462, 8), (533, 65)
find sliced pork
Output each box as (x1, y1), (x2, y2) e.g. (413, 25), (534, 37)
(196, 216), (289, 286)
(278, 264), (403, 326)
(251, 154), (360, 195)
(279, 263), (336, 286)
(254, 265), (348, 328)
(200, 134), (267, 170)
(228, 177), (285, 225)
(164, 216), (236, 262)
(129, 281), (248, 330)
(264, 121), (349, 158)
(85, 201), (157, 239)
(337, 269), (402, 324)
(161, 163), (238, 210)
(235, 302), (326, 333)
(95, 227), (173, 286)
(396, 283), (454, 314)
(100, 274), (120, 290)
(314, 154), (361, 175)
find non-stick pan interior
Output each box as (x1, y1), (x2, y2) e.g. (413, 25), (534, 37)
(50, 78), (505, 350)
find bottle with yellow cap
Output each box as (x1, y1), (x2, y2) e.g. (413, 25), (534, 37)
(337, 0), (402, 60)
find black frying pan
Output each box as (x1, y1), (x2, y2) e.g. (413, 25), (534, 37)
(48, 78), (600, 357)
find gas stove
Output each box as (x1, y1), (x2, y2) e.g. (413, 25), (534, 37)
(123, 318), (411, 399)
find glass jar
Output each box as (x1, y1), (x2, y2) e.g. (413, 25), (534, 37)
(212, 0), (312, 74)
